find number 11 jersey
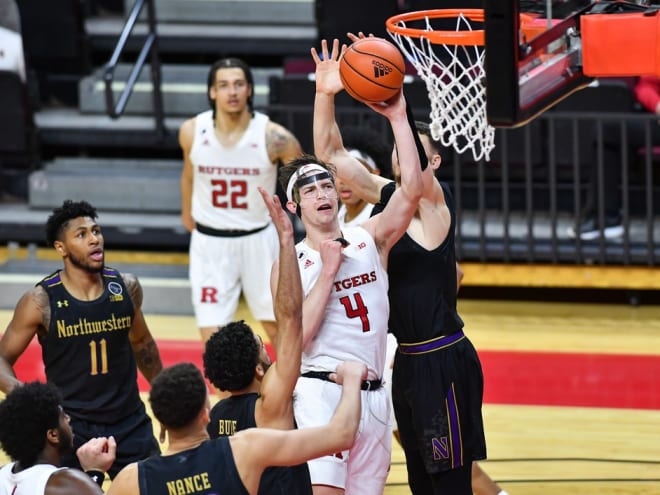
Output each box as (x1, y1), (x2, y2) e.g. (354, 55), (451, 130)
(38, 267), (141, 423)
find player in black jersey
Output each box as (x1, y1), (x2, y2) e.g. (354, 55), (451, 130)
(202, 187), (312, 493)
(0, 200), (163, 478)
(106, 360), (367, 495)
(313, 38), (502, 495)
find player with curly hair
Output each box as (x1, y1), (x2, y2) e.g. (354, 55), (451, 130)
(0, 381), (116, 494)
(202, 187), (312, 493)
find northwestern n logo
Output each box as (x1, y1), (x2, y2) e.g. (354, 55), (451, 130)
(431, 436), (449, 460)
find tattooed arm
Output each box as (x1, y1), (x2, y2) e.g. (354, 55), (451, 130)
(0, 286), (49, 393)
(266, 120), (303, 165)
(123, 273), (163, 383)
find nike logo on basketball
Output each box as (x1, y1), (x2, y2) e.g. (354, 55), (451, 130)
(372, 61), (392, 79)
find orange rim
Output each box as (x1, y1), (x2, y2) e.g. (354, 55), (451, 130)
(386, 9), (535, 46)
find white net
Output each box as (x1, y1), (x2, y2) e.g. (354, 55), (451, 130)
(388, 13), (495, 162)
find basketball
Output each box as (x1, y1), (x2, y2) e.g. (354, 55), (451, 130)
(339, 37), (405, 103)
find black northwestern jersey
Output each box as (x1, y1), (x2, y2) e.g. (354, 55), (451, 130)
(209, 394), (312, 495)
(38, 267), (142, 423)
(137, 439), (249, 495)
(375, 182), (486, 476)
(372, 181), (464, 343)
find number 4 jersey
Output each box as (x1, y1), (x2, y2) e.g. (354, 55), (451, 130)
(189, 110), (277, 231)
(38, 268), (142, 423)
(296, 226), (389, 380)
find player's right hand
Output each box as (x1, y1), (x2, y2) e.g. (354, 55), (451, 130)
(333, 361), (368, 385)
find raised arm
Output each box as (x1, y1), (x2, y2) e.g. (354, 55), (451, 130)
(312, 39), (388, 204)
(231, 361), (367, 494)
(0, 287), (47, 393)
(270, 236), (344, 351)
(362, 92), (423, 261)
(259, 188), (303, 424)
(124, 273), (163, 383)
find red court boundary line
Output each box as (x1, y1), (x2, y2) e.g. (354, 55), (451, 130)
(10, 339), (660, 410)
(479, 350), (660, 410)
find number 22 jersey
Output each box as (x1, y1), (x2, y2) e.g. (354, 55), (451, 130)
(189, 110), (277, 230)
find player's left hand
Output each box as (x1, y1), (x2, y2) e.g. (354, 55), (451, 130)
(312, 38), (345, 95)
(258, 187), (294, 240)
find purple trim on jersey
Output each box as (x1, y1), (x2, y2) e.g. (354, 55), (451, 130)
(398, 330), (465, 355)
(42, 272), (62, 287)
(446, 383), (463, 468)
(102, 267), (119, 278)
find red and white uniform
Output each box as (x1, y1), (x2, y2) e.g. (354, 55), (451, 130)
(188, 110), (278, 327)
(0, 463), (64, 494)
(294, 226), (392, 493)
(189, 110), (277, 230)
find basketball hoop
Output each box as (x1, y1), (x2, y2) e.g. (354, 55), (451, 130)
(386, 9), (494, 161)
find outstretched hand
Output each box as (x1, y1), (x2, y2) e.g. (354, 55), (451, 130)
(311, 38), (346, 96)
(258, 187), (294, 240)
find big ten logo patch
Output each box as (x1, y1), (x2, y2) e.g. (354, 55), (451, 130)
(107, 281), (124, 302)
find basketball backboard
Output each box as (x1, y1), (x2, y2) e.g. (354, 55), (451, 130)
(385, 0), (657, 159)
(483, 0), (595, 128)
(483, 0), (657, 128)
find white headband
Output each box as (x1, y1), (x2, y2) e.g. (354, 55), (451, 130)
(286, 164), (332, 202)
(347, 148), (377, 171)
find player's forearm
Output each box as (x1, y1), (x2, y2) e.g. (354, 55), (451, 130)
(0, 360), (20, 394)
(391, 111), (423, 202)
(274, 237), (303, 338)
(301, 271), (335, 349)
(327, 374), (362, 448)
(180, 179), (192, 215)
(313, 91), (344, 162)
(133, 338), (163, 383)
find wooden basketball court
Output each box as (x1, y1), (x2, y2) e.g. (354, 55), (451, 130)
(2, 293), (659, 494)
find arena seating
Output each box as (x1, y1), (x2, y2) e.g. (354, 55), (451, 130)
(0, 71), (39, 199)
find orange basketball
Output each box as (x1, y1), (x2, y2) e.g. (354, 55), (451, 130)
(339, 37), (406, 103)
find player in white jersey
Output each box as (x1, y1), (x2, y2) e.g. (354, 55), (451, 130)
(0, 381), (116, 495)
(179, 57), (302, 345)
(334, 128), (400, 439)
(314, 38), (504, 495)
(272, 87), (424, 494)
